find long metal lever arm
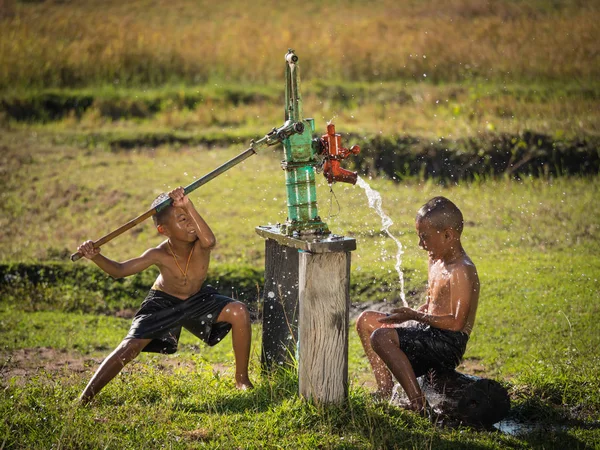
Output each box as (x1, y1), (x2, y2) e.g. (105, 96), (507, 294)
(70, 125), (296, 262)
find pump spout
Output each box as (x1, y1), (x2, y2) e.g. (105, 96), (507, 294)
(323, 159), (359, 184)
(317, 123), (360, 185)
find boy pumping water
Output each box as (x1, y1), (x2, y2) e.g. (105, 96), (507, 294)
(78, 187), (253, 404)
(356, 197), (479, 414)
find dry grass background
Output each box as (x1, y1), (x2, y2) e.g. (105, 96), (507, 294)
(1, 0), (599, 88)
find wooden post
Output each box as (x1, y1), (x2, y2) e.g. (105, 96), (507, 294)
(261, 239), (299, 370)
(298, 251), (351, 404)
(256, 225), (355, 403)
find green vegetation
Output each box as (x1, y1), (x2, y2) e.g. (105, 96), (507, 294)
(3, 80), (599, 143)
(1, 0), (599, 447)
(1, 133), (599, 447)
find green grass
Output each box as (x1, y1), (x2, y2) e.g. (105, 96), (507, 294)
(3, 80), (599, 141)
(1, 305), (599, 448)
(2, 132), (599, 267)
(1, 356), (521, 449)
(1, 130), (599, 447)
(1, 1), (599, 443)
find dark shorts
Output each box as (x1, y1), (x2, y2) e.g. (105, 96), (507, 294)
(396, 323), (469, 377)
(125, 285), (234, 354)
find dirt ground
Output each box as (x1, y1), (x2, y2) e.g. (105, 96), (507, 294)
(1, 346), (489, 391)
(0, 347), (232, 388)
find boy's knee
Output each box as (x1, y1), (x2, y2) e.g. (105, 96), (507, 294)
(356, 311), (369, 331)
(370, 328), (397, 354)
(117, 339), (146, 361)
(223, 301), (250, 324)
(356, 310), (381, 333)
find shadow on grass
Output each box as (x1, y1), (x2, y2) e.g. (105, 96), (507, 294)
(174, 365), (300, 414)
(494, 397), (599, 449)
(174, 368), (500, 449)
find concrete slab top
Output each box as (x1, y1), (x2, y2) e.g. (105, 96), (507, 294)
(256, 225), (356, 253)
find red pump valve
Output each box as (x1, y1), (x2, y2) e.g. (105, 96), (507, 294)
(319, 123), (360, 185)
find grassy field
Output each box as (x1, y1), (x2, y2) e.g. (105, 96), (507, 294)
(3, 80), (599, 143)
(1, 0), (600, 448)
(1, 0), (599, 88)
(1, 132), (599, 448)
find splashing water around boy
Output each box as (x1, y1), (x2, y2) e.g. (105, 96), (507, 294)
(356, 176), (407, 307)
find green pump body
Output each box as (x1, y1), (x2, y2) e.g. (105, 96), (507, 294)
(280, 50), (328, 236)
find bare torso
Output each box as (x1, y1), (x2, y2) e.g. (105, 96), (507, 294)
(426, 253), (480, 334)
(151, 239), (211, 299)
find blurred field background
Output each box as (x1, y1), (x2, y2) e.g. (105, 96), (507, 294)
(1, 0), (599, 87)
(1, 0), (600, 448)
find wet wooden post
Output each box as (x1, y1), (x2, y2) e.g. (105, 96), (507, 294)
(256, 225), (356, 404)
(298, 251), (351, 403)
(260, 239), (299, 370)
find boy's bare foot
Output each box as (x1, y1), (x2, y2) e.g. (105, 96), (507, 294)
(235, 375), (254, 390)
(407, 395), (427, 412)
(236, 381), (254, 390)
(77, 394), (93, 406)
(370, 389), (392, 403)
(405, 397), (436, 420)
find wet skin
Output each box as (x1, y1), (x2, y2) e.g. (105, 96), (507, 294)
(356, 216), (479, 411)
(77, 187), (253, 404)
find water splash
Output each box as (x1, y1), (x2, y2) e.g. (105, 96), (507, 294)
(356, 176), (407, 307)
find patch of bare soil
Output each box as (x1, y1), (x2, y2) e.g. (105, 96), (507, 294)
(349, 300), (403, 321)
(457, 357), (489, 376)
(114, 308), (137, 319)
(0, 347), (102, 386)
(0, 347), (231, 387)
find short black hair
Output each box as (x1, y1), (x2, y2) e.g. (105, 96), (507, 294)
(151, 193), (173, 227)
(416, 196), (464, 234)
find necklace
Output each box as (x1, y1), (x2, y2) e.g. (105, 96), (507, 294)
(168, 241), (194, 285)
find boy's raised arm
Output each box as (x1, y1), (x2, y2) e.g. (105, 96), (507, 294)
(78, 240), (158, 279)
(169, 187), (216, 249)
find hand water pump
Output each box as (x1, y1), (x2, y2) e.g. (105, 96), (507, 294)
(278, 49), (360, 235)
(70, 49), (359, 260)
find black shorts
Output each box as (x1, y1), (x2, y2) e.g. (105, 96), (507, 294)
(125, 285), (234, 354)
(396, 323), (469, 377)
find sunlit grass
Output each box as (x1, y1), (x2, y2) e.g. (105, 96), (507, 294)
(5, 80), (599, 140)
(1, 1), (599, 447)
(1, 133), (598, 268)
(1, 136), (599, 447)
(0, 0), (598, 89)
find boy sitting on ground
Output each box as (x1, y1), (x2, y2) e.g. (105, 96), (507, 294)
(356, 196), (479, 413)
(77, 187), (253, 404)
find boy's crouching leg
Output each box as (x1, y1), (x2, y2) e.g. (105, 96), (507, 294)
(370, 328), (426, 412)
(217, 302), (254, 390)
(356, 311), (395, 398)
(79, 338), (151, 404)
